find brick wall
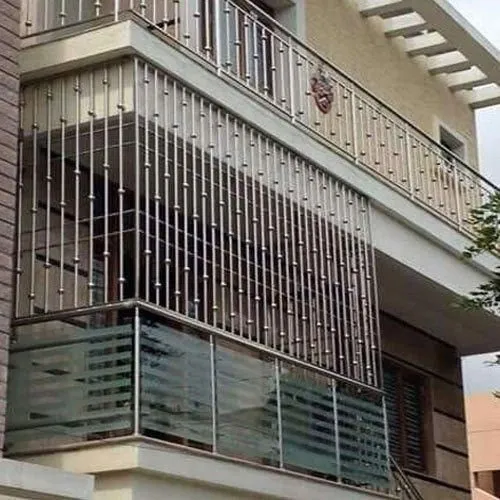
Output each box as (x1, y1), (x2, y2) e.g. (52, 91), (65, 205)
(0, 0), (20, 453)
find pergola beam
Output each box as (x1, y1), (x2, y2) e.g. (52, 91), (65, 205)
(405, 32), (454, 57)
(426, 51), (472, 75)
(445, 67), (489, 92)
(383, 12), (428, 38)
(359, 0), (412, 19)
(406, 0), (500, 85)
(466, 85), (500, 109)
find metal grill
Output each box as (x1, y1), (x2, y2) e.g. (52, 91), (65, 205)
(20, 0), (497, 238)
(17, 58), (380, 387)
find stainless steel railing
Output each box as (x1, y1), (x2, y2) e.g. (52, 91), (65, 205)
(389, 456), (425, 500)
(20, 0), (499, 239)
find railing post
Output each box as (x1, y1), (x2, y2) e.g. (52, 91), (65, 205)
(133, 306), (141, 436)
(275, 358), (284, 468)
(114, 0), (120, 22)
(350, 88), (359, 164)
(214, 0), (222, 75)
(453, 165), (463, 231)
(404, 124), (414, 199)
(332, 380), (341, 482)
(210, 334), (218, 453)
(288, 36), (296, 123)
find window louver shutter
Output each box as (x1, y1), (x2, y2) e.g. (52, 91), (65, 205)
(383, 363), (426, 472)
(402, 376), (425, 472)
(383, 367), (402, 464)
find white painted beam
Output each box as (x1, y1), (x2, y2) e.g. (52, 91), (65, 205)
(407, 0), (500, 86)
(383, 12), (427, 38)
(426, 51), (472, 75)
(466, 84), (500, 109)
(358, 0), (412, 19)
(405, 32), (454, 57)
(445, 67), (489, 92)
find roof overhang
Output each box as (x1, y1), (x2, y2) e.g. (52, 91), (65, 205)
(357, 0), (500, 109)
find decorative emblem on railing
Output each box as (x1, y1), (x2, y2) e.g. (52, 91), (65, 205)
(310, 67), (334, 114)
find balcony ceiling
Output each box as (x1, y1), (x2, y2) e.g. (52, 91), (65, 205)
(357, 0), (500, 109)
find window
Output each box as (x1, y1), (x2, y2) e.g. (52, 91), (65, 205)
(439, 126), (465, 163)
(383, 361), (429, 473)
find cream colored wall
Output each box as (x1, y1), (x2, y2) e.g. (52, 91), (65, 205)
(305, 0), (479, 166)
(466, 393), (500, 473)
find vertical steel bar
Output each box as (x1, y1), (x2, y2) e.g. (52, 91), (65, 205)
(276, 146), (285, 352)
(29, 86), (39, 316)
(360, 196), (375, 385)
(173, 80), (180, 311)
(259, 134), (268, 346)
(267, 142), (277, 349)
(88, 71), (95, 306)
(43, 84), (53, 313)
(154, 69), (161, 305)
(134, 58), (141, 300)
(200, 97), (208, 321)
(234, 117), (243, 335)
(217, 108), (226, 331)
(257, 132), (269, 347)
(73, 76), (81, 308)
(250, 128), (259, 340)
(242, 123), (252, 341)
(226, 114), (234, 334)
(350, 90), (359, 163)
(191, 91), (199, 319)
(58, 77), (67, 310)
(144, 64), (151, 303)
(209, 103), (218, 328)
(103, 68), (110, 305)
(163, 74), (171, 308)
(214, 0), (222, 73)
(288, 38), (295, 120)
(336, 181), (350, 378)
(118, 63), (125, 301)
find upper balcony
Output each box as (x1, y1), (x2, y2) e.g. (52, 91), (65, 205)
(18, 0), (500, 242)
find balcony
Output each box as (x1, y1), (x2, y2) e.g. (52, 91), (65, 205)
(19, 0), (498, 241)
(6, 306), (392, 496)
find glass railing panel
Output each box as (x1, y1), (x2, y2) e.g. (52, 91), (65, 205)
(140, 318), (213, 451)
(337, 381), (389, 490)
(215, 340), (280, 466)
(6, 312), (135, 454)
(279, 363), (337, 479)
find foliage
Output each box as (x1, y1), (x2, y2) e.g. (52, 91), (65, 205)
(461, 191), (500, 314)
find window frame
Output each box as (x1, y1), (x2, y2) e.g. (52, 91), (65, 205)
(383, 359), (434, 475)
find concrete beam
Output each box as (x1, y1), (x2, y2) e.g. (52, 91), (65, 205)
(445, 67), (489, 92)
(427, 51), (472, 75)
(405, 32), (454, 57)
(383, 12), (428, 38)
(466, 84), (500, 109)
(407, 0), (500, 86)
(358, 0), (411, 19)
(0, 458), (93, 500)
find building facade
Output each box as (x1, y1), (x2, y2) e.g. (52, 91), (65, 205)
(1, 0), (500, 499)
(467, 393), (500, 500)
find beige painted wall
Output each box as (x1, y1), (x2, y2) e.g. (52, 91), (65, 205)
(466, 393), (500, 473)
(305, 0), (479, 166)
